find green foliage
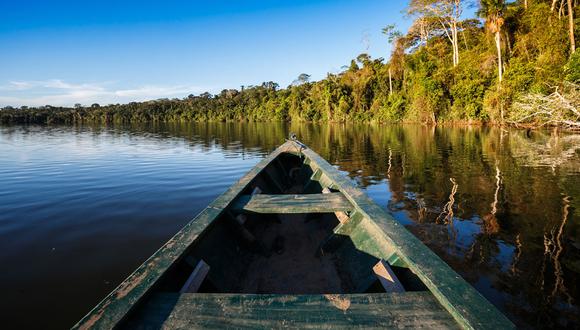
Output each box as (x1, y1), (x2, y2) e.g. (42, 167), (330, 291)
(375, 93), (406, 122)
(0, 0), (574, 126)
(565, 51), (580, 82)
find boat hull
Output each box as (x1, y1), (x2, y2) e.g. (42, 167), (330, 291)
(74, 140), (513, 329)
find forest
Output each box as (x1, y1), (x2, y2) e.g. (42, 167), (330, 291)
(1, 0), (578, 127)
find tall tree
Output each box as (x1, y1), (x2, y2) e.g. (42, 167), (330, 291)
(566, 0), (575, 55)
(552, 0), (576, 55)
(382, 25), (404, 95)
(408, 0), (465, 67)
(479, 0), (506, 84)
(292, 73), (311, 86)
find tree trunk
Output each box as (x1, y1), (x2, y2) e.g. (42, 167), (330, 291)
(495, 30), (503, 83)
(524, 0), (528, 10)
(452, 22), (460, 67)
(388, 68), (393, 95)
(504, 31), (512, 55)
(568, 0), (576, 55)
(495, 28), (504, 122)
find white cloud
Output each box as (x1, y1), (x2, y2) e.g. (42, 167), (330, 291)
(0, 80), (211, 107)
(0, 81), (35, 91)
(114, 86), (196, 98)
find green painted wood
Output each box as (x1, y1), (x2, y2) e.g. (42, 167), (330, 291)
(126, 292), (460, 329)
(74, 140), (514, 330)
(318, 172), (335, 189)
(72, 143), (297, 330)
(231, 193), (353, 214)
(293, 141), (515, 329)
(387, 253), (408, 268)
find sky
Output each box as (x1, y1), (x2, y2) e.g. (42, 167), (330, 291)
(0, 0), (412, 107)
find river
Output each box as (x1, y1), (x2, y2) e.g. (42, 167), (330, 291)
(0, 122), (578, 328)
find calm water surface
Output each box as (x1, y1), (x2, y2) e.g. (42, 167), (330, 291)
(0, 123), (578, 329)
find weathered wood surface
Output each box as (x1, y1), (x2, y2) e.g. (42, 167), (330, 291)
(231, 192), (353, 214)
(126, 292), (460, 329)
(293, 142), (515, 329)
(179, 260), (210, 293)
(72, 143), (296, 330)
(322, 187), (350, 223)
(74, 140), (514, 330)
(373, 260), (405, 293)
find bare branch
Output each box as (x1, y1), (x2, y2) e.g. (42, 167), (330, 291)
(508, 82), (580, 130)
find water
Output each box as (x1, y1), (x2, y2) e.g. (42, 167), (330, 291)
(0, 122), (578, 329)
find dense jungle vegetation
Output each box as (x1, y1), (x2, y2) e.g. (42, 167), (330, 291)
(1, 0), (579, 126)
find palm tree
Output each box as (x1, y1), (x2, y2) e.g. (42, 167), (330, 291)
(479, 0), (506, 84)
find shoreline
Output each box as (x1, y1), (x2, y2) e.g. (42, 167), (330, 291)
(1, 118), (577, 132)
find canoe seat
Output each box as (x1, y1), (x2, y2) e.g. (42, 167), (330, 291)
(231, 193), (353, 214)
(126, 292), (460, 328)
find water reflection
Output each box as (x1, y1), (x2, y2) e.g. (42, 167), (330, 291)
(0, 122), (578, 328)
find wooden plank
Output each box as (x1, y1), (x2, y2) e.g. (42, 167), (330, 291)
(322, 187), (350, 223)
(126, 292), (460, 329)
(231, 192), (352, 214)
(373, 259), (405, 293)
(295, 141), (515, 329)
(179, 260), (210, 293)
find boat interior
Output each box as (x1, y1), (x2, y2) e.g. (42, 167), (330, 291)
(147, 151), (426, 295)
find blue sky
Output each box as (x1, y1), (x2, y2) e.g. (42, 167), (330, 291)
(0, 0), (411, 107)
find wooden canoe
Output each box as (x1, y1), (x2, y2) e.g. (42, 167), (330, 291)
(73, 139), (514, 329)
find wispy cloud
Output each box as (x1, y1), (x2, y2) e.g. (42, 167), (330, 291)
(0, 81), (36, 91)
(0, 79), (211, 107)
(114, 85), (197, 98)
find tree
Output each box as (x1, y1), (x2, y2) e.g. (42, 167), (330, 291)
(382, 25), (404, 95)
(566, 0), (575, 55)
(553, 0), (577, 55)
(408, 0), (465, 67)
(293, 73), (311, 86)
(348, 60), (359, 72)
(262, 81), (279, 91)
(356, 53), (372, 67)
(479, 0), (506, 84)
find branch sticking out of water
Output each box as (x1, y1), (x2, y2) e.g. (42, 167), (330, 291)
(437, 178), (458, 225)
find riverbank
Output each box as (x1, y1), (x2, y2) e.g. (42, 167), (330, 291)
(3, 111), (579, 131)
